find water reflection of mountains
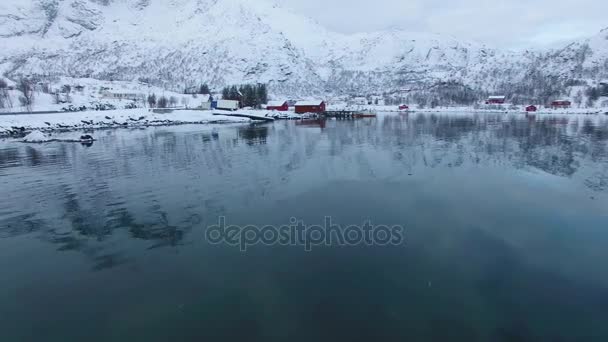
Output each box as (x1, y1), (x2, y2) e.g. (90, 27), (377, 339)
(0, 114), (607, 270)
(388, 114), (608, 191)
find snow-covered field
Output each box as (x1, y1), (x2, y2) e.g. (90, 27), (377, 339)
(0, 77), (211, 114)
(0, 109), (250, 137)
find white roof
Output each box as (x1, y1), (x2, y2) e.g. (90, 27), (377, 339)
(488, 95), (506, 99)
(198, 94), (211, 102)
(295, 100), (324, 106)
(267, 100), (287, 107)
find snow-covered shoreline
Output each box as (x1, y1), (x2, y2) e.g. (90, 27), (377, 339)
(2, 106), (607, 139)
(330, 105), (608, 115)
(0, 109), (251, 137)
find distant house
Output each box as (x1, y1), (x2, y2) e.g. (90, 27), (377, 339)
(266, 100), (289, 111)
(399, 104), (409, 110)
(525, 105), (537, 112)
(216, 99), (240, 111)
(101, 90), (140, 101)
(198, 102), (212, 110)
(486, 96), (506, 104)
(352, 97), (368, 105)
(295, 100), (326, 114)
(551, 100), (571, 109)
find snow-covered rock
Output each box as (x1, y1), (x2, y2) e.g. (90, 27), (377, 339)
(22, 130), (48, 142)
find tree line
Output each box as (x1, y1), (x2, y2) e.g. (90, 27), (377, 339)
(146, 93), (183, 108)
(184, 84), (211, 95)
(221, 84), (268, 108)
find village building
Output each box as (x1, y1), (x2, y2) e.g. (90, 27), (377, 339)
(525, 105), (537, 112)
(216, 99), (240, 111)
(198, 102), (212, 110)
(266, 100), (289, 111)
(295, 100), (326, 114)
(101, 90), (140, 101)
(486, 96), (506, 104)
(551, 100), (571, 109)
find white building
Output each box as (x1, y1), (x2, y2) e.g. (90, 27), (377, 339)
(101, 90), (141, 101)
(351, 97), (369, 105)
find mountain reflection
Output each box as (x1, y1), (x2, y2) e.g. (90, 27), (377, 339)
(0, 113), (606, 271)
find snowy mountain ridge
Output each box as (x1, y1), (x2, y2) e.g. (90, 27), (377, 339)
(0, 0), (607, 98)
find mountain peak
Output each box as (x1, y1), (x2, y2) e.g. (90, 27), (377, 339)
(0, 0), (607, 97)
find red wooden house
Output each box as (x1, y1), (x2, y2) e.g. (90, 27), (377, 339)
(266, 100), (289, 111)
(486, 96), (506, 104)
(295, 100), (326, 114)
(399, 104), (409, 110)
(551, 100), (571, 109)
(525, 105), (537, 112)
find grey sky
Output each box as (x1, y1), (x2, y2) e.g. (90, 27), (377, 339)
(278, 0), (607, 48)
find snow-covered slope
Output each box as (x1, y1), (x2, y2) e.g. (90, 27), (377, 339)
(0, 0), (607, 97)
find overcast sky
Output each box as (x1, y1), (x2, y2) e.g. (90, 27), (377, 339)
(278, 0), (607, 49)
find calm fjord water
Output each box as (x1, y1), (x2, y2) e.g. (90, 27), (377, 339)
(1, 113), (608, 341)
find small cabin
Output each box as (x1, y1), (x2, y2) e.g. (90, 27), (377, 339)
(266, 100), (289, 111)
(295, 101), (326, 114)
(525, 105), (537, 112)
(399, 104), (409, 110)
(486, 96), (506, 104)
(551, 100), (571, 109)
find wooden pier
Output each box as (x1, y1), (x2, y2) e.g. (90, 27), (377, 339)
(323, 111), (377, 119)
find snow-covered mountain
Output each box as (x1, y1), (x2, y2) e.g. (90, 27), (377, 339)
(0, 0), (607, 97)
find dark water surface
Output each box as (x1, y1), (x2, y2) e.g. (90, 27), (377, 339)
(1, 113), (608, 341)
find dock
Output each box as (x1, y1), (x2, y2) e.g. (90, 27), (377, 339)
(323, 111), (377, 119)
(213, 111), (275, 122)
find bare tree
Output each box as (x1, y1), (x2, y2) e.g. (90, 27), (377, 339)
(573, 90), (583, 108)
(0, 79), (7, 109)
(157, 96), (168, 108)
(62, 84), (72, 103)
(139, 94), (147, 108)
(181, 96), (190, 108)
(169, 96), (178, 107)
(17, 78), (34, 111)
(147, 93), (157, 108)
(53, 93), (62, 105)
